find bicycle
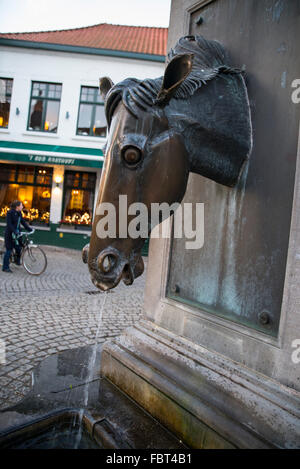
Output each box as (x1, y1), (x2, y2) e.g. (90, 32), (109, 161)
(11, 230), (47, 276)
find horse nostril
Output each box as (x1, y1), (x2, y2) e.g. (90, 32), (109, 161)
(82, 243), (89, 264)
(98, 253), (117, 273)
(102, 255), (115, 272)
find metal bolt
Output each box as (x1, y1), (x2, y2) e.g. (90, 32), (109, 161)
(195, 16), (204, 26)
(171, 284), (180, 294)
(258, 311), (270, 325)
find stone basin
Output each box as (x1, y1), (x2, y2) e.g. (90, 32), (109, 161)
(0, 345), (186, 449)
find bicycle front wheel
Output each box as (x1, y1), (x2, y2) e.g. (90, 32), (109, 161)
(22, 246), (47, 275)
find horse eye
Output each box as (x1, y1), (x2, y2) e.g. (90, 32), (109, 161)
(122, 147), (142, 166)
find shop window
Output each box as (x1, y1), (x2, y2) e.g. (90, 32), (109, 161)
(27, 81), (62, 133)
(76, 86), (106, 137)
(0, 78), (13, 128)
(61, 170), (96, 228)
(0, 164), (53, 225)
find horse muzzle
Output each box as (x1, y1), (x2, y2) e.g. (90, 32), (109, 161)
(83, 244), (144, 291)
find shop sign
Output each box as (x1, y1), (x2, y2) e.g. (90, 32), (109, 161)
(0, 151), (102, 168)
(28, 154), (76, 165)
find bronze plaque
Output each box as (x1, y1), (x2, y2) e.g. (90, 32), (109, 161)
(167, 0), (300, 336)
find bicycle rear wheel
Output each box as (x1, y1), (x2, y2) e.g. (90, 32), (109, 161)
(22, 246), (47, 275)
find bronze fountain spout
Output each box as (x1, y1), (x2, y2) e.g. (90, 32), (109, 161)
(84, 35), (252, 291)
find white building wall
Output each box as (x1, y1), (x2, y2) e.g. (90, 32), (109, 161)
(0, 45), (165, 227)
(0, 45), (165, 150)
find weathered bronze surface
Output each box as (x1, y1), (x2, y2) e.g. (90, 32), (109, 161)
(87, 35), (252, 290)
(167, 0), (300, 336)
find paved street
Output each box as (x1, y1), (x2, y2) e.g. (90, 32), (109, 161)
(0, 245), (146, 410)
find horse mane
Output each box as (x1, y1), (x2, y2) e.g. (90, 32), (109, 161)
(105, 35), (242, 126)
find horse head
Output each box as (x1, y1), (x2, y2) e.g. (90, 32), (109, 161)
(85, 36), (252, 291)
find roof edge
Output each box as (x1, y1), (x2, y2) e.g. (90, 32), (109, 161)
(0, 38), (166, 62)
(0, 22), (168, 35)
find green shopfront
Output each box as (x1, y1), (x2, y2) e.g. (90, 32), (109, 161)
(0, 140), (103, 250)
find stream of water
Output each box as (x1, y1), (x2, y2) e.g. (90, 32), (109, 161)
(74, 291), (108, 448)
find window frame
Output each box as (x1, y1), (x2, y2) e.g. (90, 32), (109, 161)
(0, 163), (53, 187)
(27, 81), (62, 133)
(0, 77), (13, 129)
(61, 170), (96, 227)
(0, 163), (53, 226)
(76, 86), (106, 138)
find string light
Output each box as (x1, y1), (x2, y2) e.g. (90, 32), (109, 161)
(0, 205), (50, 224)
(61, 211), (91, 225)
(42, 190), (51, 198)
(1, 205), (91, 225)
(41, 212), (50, 222)
(0, 205), (9, 217)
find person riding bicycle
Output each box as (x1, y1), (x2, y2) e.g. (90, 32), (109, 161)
(2, 200), (34, 273)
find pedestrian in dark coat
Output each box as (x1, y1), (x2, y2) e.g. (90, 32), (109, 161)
(2, 200), (32, 272)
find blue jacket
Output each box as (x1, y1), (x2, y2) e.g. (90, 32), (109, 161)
(5, 209), (31, 249)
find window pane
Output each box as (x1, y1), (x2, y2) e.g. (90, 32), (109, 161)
(0, 100), (11, 128)
(0, 164), (16, 182)
(61, 171), (96, 226)
(65, 171), (81, 188)
(29, 82), (61, 132)
(48, 83), (62, 99)
(64, 172), (75, 187)
(81, 86), (89, 96)
(29, 186), (51, 224)
(86, 89), (94, 102)
(81, 173), (89, 189)
(17, 166), (35, 184)
(6, 80), (13, 95)
(0, 184), (51, 225)
(44, 100), (60, 132)
(77, 104), (93, 135)
(0, 78), (13, 128)
(32, 82), (47, 98)
(36, 167), (53, 185)
(0, 165), (52, 224)
(93, 105), (107, 137)
(29, 99), (43, 130)
(48, 86), (56, 98)
(72, 172), (81, 188)
(88, 88), (97, 102)
(81, 172), (96, 189)
(0, 183), (21, 219)
(62, 189), (94, 226)
(80, 86), (98, 103)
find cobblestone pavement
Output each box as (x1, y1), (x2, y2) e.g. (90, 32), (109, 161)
(0, 245), (146, 410)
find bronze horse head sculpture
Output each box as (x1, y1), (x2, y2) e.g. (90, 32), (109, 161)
(84, 35), (252, 291)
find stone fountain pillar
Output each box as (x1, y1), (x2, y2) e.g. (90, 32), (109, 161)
(100, 0), (300, 448)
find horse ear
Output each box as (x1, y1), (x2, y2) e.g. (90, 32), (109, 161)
(99, 77), (114, 100)
(156, 53), (194, 105)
